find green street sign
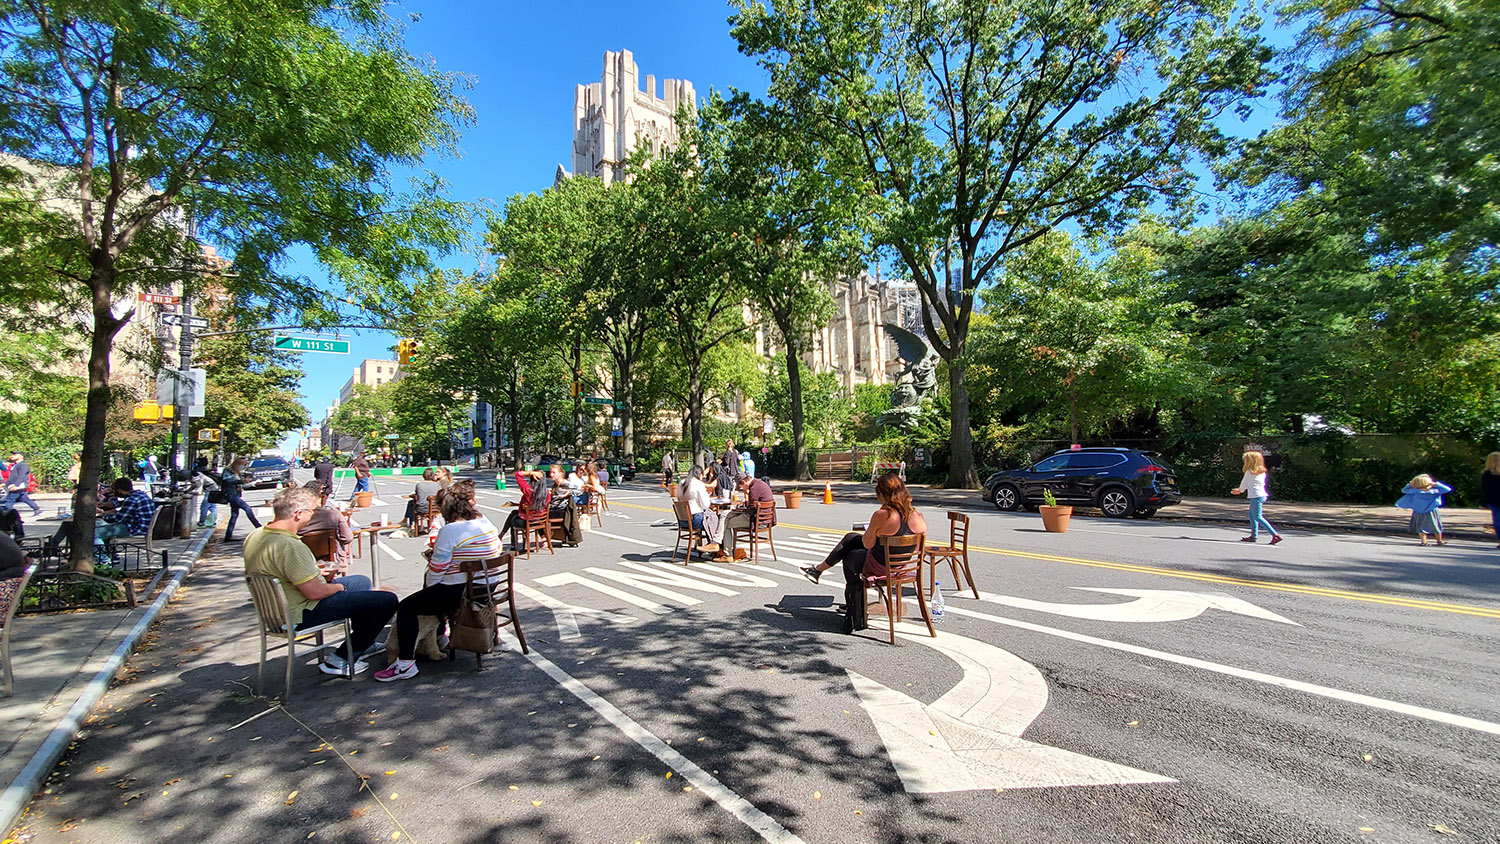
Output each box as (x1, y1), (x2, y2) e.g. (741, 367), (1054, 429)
(583, 396), (612, 407)
(383, 434), (400, 440)
(274, 336), (350, 354)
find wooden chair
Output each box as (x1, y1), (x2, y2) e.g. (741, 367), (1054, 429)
(861, 533), (934, 645)
(2, 563), (37, 697)
(925, 511), (978, 599)
(447, 554), (528, 670)
(243, 574), (354, 700)
(299, 528), (340, 563)
(518, 507), (554, 558)
(413, 495), (438, 533)
(671, 500), (706, 564)
(580, 490), (603, 529)
(729, 500), (778, 563)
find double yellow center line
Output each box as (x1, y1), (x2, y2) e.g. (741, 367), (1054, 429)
(612, 501), (1500, 619)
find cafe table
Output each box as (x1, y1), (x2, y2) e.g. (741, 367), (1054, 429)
(352, 522), (405, 585)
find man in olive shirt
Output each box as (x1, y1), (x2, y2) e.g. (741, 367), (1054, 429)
(244, 487), (397, 676)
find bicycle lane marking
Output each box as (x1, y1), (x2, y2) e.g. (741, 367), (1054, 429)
(606, 502), (1500, 619)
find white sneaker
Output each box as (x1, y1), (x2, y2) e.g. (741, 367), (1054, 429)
(320, 654), (370, 676)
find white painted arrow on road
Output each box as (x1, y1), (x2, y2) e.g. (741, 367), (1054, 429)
(974, 587), (1299, 625)
(850, 624), (1174, 793)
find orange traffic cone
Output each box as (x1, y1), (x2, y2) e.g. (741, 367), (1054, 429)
(823, 482), (833, 505)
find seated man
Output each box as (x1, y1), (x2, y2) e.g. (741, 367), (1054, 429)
(244, 486), (397, 676)
(95, 478), (154, 549)
(296, 481), (355, 578)
(710, 473), (776, 562)
(401, 469), (442, 528)
(0, 530), (30, 580)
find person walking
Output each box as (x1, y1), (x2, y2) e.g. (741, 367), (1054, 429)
(141, 455), (160, 487)
(349, 452), (372, 503)
(1230, 450), (1282, 545)
(312, 455), (334, 498)
(221, 457), (262, 542)
(1482, 452), (1500, 550)
(191, 457), (221, 527)
(1398, 474), (1452, 546)
(1, 451), (44, 518)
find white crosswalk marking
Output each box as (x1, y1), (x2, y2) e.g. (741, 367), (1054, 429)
(535, 571), (672, 614)
(376, 541), (403, 561)
(513, 582), (638, 639)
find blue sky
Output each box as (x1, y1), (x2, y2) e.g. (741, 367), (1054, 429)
(278, 1), (1290, 453)
(280, 1), (767, 451)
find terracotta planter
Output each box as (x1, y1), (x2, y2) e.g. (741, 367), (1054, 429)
(353, 491), (373, 508)
(783, 490), (803, 509)
(1039, 504), (1073, 533)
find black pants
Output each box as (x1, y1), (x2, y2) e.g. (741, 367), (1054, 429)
(823, 532), (870, 632)
(393, 583), (466, 660)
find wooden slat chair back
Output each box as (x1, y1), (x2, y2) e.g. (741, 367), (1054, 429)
(580, 490), (603, 529)
(671, 500), (703, 564)
(862, 533), (935, 644)
(447, 554), (528, 669)
(414, 495), (438, 534)
(925, 511), (978, 599)
(2, 563), (37, 697)
(299, 529), (340, 563)
(519, 506), (554, 558)
(243, 574), (353, 700)
(730, 500), (778, 563)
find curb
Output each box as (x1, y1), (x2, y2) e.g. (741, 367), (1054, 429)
(0, 527), (217, 837)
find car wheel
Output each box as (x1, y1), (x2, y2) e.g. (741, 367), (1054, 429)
(1131, 508), (1158, 520)
(992, 484), (1021, 512)
(1098, 487), (1136, 518)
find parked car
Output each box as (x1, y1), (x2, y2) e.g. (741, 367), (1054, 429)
(244, 456), (293, 489)
(983, 447), (1181, 518)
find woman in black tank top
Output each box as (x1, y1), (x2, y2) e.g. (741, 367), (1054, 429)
(801, 474), (926, 632)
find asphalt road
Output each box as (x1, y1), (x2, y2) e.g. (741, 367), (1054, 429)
(13, 470), (1500, 844)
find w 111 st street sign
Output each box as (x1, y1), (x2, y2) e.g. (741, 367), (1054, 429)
(583, 396), (612, 407)
(273, 336), (350, 354)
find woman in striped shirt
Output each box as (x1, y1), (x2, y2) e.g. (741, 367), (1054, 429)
(376, 480), (502, 682)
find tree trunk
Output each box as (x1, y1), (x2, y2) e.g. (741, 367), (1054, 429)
(945, 359), (980, 489)
(1069, 380), (1079, 444)
(784, 343), (812, 481)
(71, 273), (129, 573)
(618, 356), (635, 461)
(687, 358), (704, 469)
(571, 340), (583, 457)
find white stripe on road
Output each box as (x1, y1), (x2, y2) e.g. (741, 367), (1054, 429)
(499, 628), (805, 844)
(512, 583), (638, 640)
(376, 541), (404, 561)
(591, 529), (661, 548)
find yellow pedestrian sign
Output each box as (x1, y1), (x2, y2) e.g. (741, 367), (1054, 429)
(196, 428), (222, 442)
(472, 437), (482, 448)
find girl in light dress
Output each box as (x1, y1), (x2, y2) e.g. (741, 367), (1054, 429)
(1230, 451), (1282, 545)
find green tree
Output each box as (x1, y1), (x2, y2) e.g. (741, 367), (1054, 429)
(756, 358), (849, 450)
(0, 331), (87, 454)
(0, 0), (470, 571)
(195, 323), (309, 458)
(732, 0), (1271, 487)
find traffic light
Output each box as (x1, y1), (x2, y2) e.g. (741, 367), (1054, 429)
(397, 338), (414, 365)
(571, 380), (581, 398)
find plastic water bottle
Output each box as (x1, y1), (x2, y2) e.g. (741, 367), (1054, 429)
(932, 582), (945, 620)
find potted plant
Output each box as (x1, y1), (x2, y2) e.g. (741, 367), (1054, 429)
(782, 488), (803, 509)
(1038, 489), (1072, 533)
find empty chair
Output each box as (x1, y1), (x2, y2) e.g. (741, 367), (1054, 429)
(244, 574), (354, 700)
(861, 533), (934, 645)
(925, 511), (977, 599)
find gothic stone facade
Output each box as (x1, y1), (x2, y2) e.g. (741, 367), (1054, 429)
(572, 50), (696, 185)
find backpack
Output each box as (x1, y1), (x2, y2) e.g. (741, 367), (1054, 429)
(738, 451), (756, 479)
(26, 474), (36, 494)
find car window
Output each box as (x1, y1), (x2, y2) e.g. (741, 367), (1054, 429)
(248, 458), (283, 468)
(1032, 455), (1072, 472)
(1071, 453), (1127, 469)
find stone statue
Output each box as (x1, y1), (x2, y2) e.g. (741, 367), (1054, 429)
(879, 323), (939, 430)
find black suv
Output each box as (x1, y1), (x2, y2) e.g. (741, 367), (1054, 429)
(983, 448), (1181, 518)
(245, 456), (293, 489)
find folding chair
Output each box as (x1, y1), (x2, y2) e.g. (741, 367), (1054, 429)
(861, 533), (934, 645)
(109, 506), (168, 572)
(447, 554), (529, 670)
(729, 500), (778, 563)
(671, 500), (706, 564)
(244, 574), (354, 700)
(925, 511), (978, 599)
(2, 563), (37, 697)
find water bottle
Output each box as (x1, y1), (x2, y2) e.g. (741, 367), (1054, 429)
(932, 582), (945, 620)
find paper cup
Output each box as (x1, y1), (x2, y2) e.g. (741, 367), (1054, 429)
(380, 514), (389, 527)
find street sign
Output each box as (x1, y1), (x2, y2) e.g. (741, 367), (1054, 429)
(273, 336), (350, 354)
(159, 312), (209, 330)
(583, 396), (612, 407)
(138, 292), (180, 305)
(472, 437), (482, 448)
(384, 434), (400, 440)
(612, 428), (622, 437)
(196, 428), (221, 442)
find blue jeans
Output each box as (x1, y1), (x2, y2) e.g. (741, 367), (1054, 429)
(352, 476), (370, 494)
(1247, 497), (1278, 539)
(225, 493), (260, 537)
(1, 491), (43, 515)
(198, 495), (217, 525)
(94, 522), (131, 547)
(1489, 505), (1499, 541)
(297, 575), (398, 655)
(678, 512), (705, 534)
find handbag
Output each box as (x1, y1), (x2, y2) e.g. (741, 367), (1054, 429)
(207, 489), (229, 505)
(447, 569), (497, 655)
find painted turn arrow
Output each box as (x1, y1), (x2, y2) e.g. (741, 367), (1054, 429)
(849, 624), (1174, 793)
(973, 588), (1299, 625)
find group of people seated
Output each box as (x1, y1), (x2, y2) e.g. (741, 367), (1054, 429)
(40, 477), (156, 563)
(675, 466), (777, 563)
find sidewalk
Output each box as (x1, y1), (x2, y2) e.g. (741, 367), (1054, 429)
(0, 520), (215, 837)
(640, 475), (1499, 542)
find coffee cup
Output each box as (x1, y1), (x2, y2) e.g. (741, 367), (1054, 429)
(379, 513), (389, 527)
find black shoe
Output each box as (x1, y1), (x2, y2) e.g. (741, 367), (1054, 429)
(801, 566), (821, 584)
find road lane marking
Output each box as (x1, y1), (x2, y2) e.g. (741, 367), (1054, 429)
(851, 624), (1174, 792)
(513, 583), (637, 639)
(606, 502), (1500, 618)
(376, 541), (403, 561)
(592, 529), (661, 548)
(939, 603), (1500, 737)
(535, 571), (672, 614)
(498, 628), (806, 844)
(974, 587), (1299, 625)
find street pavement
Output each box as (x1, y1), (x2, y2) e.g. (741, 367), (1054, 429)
(7, 470), (1499, 844)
